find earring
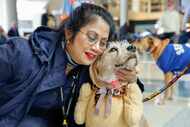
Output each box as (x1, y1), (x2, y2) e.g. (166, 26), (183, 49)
(66, 40), (71, 44)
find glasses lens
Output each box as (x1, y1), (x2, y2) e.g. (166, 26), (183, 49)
(86, 31), (98, 44)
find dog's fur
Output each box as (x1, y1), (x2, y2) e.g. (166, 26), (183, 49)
(132, 36), (190, 104)
(74, 41), (143, 127)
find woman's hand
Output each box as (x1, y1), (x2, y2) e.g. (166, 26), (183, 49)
(115, 68), (137, 83)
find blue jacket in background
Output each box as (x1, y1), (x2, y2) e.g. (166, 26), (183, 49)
(157, 43), (190, 74)
(0, 26), (90, 127)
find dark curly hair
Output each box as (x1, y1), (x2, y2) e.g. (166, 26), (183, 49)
(58, 3), (116, 42)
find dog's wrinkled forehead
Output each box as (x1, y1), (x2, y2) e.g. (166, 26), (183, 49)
(107, 40), (131, 49)
(104, 40), (137, 54)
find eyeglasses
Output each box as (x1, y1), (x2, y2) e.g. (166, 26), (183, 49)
(79, 30), (108, 50)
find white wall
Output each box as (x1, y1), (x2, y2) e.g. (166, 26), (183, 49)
(17, 0), (48, 36)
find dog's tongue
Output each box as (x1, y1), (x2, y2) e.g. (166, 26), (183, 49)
(110, 80), (120, 89)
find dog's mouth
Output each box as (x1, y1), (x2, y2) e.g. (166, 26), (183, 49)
(115, 55), (137, 69)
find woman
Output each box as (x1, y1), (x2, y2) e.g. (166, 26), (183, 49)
(0, 3), (140, 127)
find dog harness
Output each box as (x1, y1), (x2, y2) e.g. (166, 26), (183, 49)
(156, 43), (190, 74)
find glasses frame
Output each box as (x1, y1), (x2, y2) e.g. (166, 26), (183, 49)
(79, 30), (108, 50)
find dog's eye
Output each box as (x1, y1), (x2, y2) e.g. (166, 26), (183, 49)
(127, 45), (136, 52)
(109, 47), (118, 53)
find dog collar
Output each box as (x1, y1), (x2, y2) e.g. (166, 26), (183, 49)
(99, 79), (121, 89)
(91, 83), (126, 96)
(149, 45), (157, 53)
(93, 85), (126, 116)
(109, 79), (120, 89)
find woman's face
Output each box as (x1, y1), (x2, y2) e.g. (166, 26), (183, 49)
(66, 17), (110, 65)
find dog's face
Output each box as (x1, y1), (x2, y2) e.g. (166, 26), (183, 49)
(132, 36), (154, 53)
(92, 40), (137, 87)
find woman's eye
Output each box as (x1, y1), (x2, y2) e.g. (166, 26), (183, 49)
(109, 47), (118, 52)
(88, 35), (97, 42)
(87, 32), (98, 43)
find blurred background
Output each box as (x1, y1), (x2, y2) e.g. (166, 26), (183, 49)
(1, 0), (189, 36)
(0, 0), (190, 126)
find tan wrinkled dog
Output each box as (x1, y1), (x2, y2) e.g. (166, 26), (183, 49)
(132, 36), (176, 104)
(74, 41), (143, 127)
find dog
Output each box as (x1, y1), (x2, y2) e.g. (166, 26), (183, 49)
(132, 36), (190, 104)
(74, 41), (143, 127)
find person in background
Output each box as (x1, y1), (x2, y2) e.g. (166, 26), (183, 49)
(0, 3), (141, 127)
(7, 21), (20, 37)
(118, 22), (134, 41)
(0, 25), (7, 44)
(155, 0), (181, 39)
(41, 6), (56, 28)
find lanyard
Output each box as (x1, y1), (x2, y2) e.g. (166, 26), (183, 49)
(60, 74), (79, 127)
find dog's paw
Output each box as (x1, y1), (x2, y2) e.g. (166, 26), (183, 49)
(78, 83), (92, 99)
(74, 83), (92, 125)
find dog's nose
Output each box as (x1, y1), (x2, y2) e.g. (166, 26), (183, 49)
(127, 45), (136, 52)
